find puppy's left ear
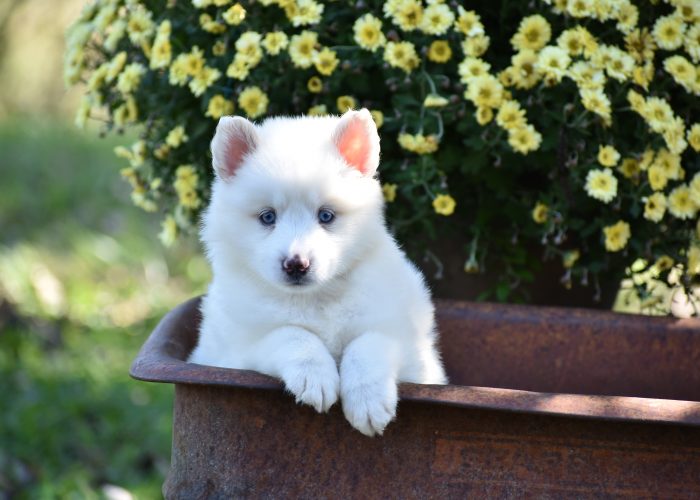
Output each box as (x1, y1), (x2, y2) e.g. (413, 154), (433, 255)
(332, 108), (380, 176)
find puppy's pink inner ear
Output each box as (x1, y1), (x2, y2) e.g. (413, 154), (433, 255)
(222, 134), (250, 178)
(336, 119), (371, 175)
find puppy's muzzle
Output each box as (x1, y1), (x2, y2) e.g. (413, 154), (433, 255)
(282, 255), (310, 284)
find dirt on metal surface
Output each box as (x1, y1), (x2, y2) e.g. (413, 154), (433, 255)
(131, 297), (700, 498)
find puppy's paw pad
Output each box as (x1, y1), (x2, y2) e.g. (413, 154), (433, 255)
(341, 379), (398, 437)
(282, 359), (340, 413)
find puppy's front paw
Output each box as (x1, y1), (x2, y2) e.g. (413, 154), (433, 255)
(281, 354), (340, 413)
(341, 375), (398, 437)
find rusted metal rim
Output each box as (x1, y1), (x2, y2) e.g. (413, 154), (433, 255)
(130, 296), (700, 427)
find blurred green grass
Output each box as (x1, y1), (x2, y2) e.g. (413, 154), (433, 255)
(0, 119), (209, 498)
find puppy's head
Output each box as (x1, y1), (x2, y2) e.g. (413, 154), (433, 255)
(202, 109), (384, 293)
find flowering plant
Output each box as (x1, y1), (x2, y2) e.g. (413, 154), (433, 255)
(65, 0), (700, 306)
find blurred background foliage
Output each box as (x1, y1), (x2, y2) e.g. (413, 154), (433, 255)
(0, 1), (208, 497)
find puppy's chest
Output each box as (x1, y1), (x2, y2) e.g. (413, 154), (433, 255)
(282, 301), (357, 359)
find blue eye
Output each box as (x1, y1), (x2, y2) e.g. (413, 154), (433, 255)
(259, 209), (276, 226)
(318, 208), (335, 224)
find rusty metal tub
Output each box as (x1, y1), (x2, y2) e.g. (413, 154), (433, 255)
(130, 297), (700, 498)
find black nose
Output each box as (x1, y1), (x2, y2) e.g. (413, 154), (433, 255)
(282, 255), (310, 280)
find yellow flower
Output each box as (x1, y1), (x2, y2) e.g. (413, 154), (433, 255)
(150, 20), (172, 69)
(169, 55), (190, 86)
(289, 31), (318, 68)
(688, 246), (700, 276)
(382, 183), (397, 202)
(644, 193), (667, 222)
(464, 74), (504, 109)
(427, 40), (452, 63)
(308, 104), (328, 116)
(235, 31), (263, 67)
(689, 172), (700, 207)
(653, 148), (683, 181)
(562, 249), (580, 269)
(384, 41), (420, 73)
(223, 3), (246, 25)
(619, 158), (640, 179)
(579, 88), (612, 125)
(398, 133), (439, 154)
(287, 0), (324, 27)
(353, 14), (385, 52)
(159, 215), (178, 247)
(199, 13), (226, 34)
(663, 55), (696, 92)
(654, 255), (674, 272)
(154, 144), (169, 160)
(688, 124), (700, 152)
(566, 0), (594, 18)
(189, 66), (221, 97)
(461, 34), (490, 57)
(420, 3), (455, 36)
(557, 27), (587, 56)
(597, 145), (620, 167)
(238, 86), (269, 118)
(475, 106), (493, 125)
(496, 100), (526, 130)
(686, 24), (700, 63)
(336, 95), (356, 113)
(616, 2), (639, 34)
(388, 0), (423, 32)
(510, 50), (540, 89)
(507, 125), (542, 154)
(181, 46), (206, 76)
(638, 149), (655, 171)
(166, 125), (188, 148)
(116, 63), (145, 94)
(458, 57), (491, 83)
(206, 95), (235, 119)
(603, 221), (631, 252)
(75, 96), (91, 129)
(213, 41), (227, 56)
(423, 94), (449, 108)
(455, 7), (484, 37)
(127, 5), (155, 46)
(262, 31), (289, 55)
(511, 15), (551, 52)
(625, 28), (656, 64)
(536, 46), (570, 83)
(599, 46), (635, 82)
(174, 165), (201, 209)
(226, 56), (250, 81)
(642, 96), (675, 133)
(585, 169), (618, 203)
(370, 110), (384, 129)
(313, 47), (339, 76)
(668, 185), (697, 220)
(307, 76), (323, 93)
(647, 165), (668, 191)
(433, 194), (456, 216)
(532, 202), (548, 224)
(106, 52), (128, 82)
(652, 14), (686, 51)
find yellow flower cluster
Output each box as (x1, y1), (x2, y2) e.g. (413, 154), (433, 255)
(174, 165), (201, 210)
(398, 133), (439, 155)
(67, 0), (700, 281)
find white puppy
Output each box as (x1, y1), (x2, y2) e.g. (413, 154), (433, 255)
(189, 108), (447, 436)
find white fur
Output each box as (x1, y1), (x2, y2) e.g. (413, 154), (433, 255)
(189, 109), (447, 436)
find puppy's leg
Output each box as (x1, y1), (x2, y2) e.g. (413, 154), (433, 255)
(251, 326), (339, 413)
(340, 332), (399, 437)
